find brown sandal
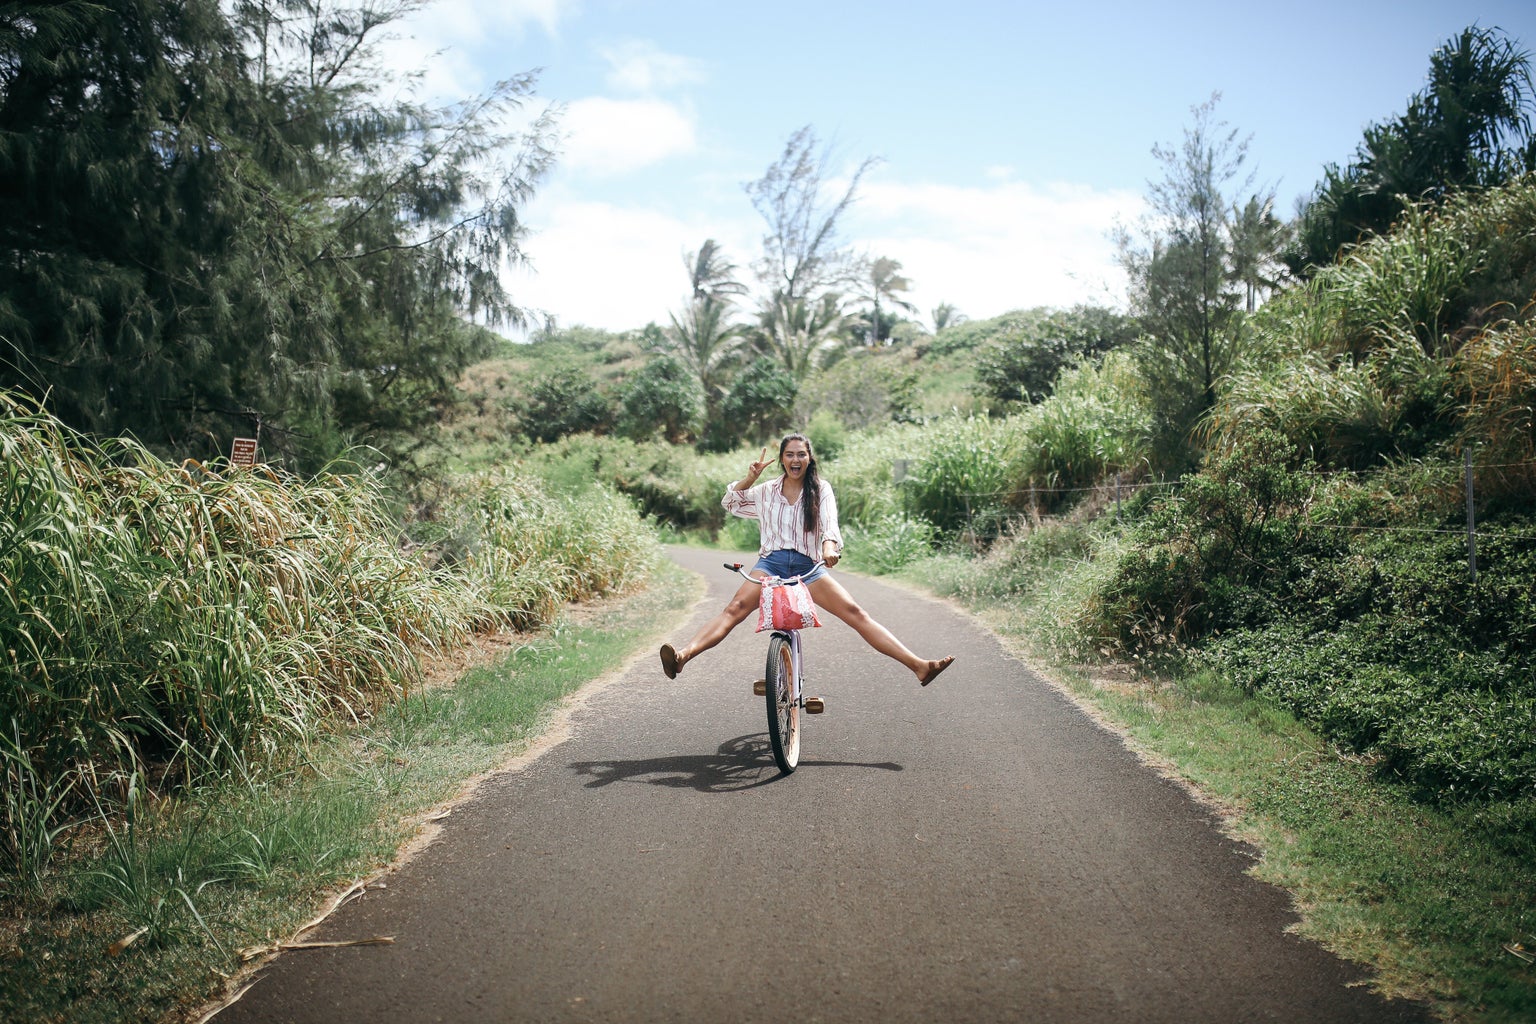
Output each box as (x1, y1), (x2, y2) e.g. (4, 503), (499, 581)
(660, 643), (681, 679)
(920, 656), (954, 687)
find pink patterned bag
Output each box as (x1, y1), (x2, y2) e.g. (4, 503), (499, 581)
(755, 577), (821, 632)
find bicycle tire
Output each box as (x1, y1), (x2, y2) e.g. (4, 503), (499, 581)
(764, 632), (800, 773)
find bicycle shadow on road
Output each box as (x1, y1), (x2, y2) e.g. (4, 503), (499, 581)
(569, 734), (903, 793)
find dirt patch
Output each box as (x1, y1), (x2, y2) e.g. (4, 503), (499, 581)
(416, 630), (525, 691)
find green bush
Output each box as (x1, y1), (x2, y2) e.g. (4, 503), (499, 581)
(0, 393), (659, 881)
(520, 434), (743, 533)
(902, 416), (1029, 538)
(1089, 430), (1318, 648)
(1016, 352), (1151, 501)
(845, 513), (936, 575)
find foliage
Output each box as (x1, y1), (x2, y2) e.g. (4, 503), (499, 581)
(1291, 26), (1536, 271)
(814, 422), (929, 527)
(852, 256), (918, 344)
(517, 367), (616, 443)
(1455, 318), (1536, 504)
(0, 0), (553, 472)
(900, 417), (1030, 539)
(617, 355), (704, 443)
(1081, 419), (1536, 801)
(1013, 352), (1152, 501)
(930, 302), (967, 333)
(975, 304), (1139, 407)
(1209, 349), (1444, 471)
(518, 433), (744, 533)
(1202, 506), (1536, 801)
(707, 357), (797, 452)
(664, 296), (744, 406)
(1211, 178), (1536, 482)
(660, 239), (749, 415)
(1117, 95), (1276, 472)
(0, 392), (657, 880)
(844, 513), (936, 574)
(924, 308), (1047, 357)
(751, 290), (850, 377)
(803, 409), (850, 460)
(796, 349), (920, 429)
(1089, 429), (1316, 650)
(683, 238), (749, 305)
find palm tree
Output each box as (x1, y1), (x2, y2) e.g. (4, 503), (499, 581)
(684, 239), (747, 304)
(931, 302), (966, 333)
(754, 290), (848, 378)
(1227, 195), (1288, 312)
(1291, 25), (1535, 271)
(858, 256), (918, 345)
(667, 296), (742, 404)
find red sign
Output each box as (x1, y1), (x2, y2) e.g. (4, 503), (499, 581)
(231, 438), (258, 467)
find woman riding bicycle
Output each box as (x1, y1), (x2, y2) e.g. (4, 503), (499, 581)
(659, 433), (954, 686)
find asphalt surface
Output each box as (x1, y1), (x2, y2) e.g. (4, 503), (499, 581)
(213, 545), (1432, 1024)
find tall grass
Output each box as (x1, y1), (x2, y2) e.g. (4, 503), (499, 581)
(1014, 352), (1151, 499)
(1213, 179), (1536, 487)
(0, 392), (658, 888)
(1455, 318), (1536, 504)
(1252, 178), (1536, 367)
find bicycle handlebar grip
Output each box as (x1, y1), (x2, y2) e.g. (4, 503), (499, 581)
(723, 562), (743, 571)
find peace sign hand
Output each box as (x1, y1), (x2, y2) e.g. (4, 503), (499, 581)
(745, 446), (774, 483)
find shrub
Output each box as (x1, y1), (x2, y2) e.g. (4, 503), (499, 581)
(902, 416), (1029, 539)
(1455, 318), (1536, 505)
(1087, 429), (1318, 649)
(796, 351), (918, 430)
(0, 393), (658, 879)
(975, 305), (1138, 407)
(1016, 352), (1151, 501)
(846, 513), (936, 575)
(617, 356), (703, 443)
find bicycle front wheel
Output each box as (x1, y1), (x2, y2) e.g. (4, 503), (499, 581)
(764, 632), (800, 773)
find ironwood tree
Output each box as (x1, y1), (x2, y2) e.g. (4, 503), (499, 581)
(0, 0), (554, 471)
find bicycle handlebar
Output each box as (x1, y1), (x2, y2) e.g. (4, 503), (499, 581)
(723, 561), (823, 584)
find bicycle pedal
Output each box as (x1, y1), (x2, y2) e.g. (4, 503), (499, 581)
(753, 679), (766, 696)
(804, 696), (825, 714)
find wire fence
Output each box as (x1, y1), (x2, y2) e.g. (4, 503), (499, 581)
(894, 452), (1536, 584)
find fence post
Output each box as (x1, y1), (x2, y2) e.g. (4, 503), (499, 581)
(1465, 449), (1477, 585)
(1115, 473), (1122, 522)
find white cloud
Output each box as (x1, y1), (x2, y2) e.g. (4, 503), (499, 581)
(504, 175), (1141, 335)
(558, 97), (697, 176)
(380, 0), (577, 101)
(599, 39), (706, 94)
(850, 178), (1141, 321)
(507, 199), (753, 333)
(411, 0), (574, 40)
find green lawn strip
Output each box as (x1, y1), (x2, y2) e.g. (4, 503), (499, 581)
(0, 561), (698, 1024)
(899, 553), (1535, 1024)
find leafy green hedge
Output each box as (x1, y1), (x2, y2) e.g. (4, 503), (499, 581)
(1087, 429), (1536, 801)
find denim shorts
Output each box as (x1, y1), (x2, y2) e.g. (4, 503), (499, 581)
(752, 549), (827, 585)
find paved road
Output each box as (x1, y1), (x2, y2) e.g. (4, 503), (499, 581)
(214, 545), (1430, 1023)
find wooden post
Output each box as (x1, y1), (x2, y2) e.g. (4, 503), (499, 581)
(1465, 449), (1477, 585)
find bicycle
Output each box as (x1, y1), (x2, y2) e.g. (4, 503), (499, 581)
(725, 562), (826, 774)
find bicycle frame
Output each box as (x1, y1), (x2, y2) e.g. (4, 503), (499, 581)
(726, 561), (821, 773)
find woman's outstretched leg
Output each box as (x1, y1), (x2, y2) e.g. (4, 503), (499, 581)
(660, 578), (761, 678)
(808, 576), (954, 685)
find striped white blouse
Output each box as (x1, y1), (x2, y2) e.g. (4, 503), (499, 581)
(723, 476), (844, 560)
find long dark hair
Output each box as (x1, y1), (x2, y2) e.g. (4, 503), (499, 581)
(779, 433), (821, 535)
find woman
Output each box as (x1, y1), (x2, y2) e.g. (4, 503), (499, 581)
(659, 433), (954, 686)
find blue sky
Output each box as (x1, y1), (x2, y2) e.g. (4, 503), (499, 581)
(383, 1), (1536, 335)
